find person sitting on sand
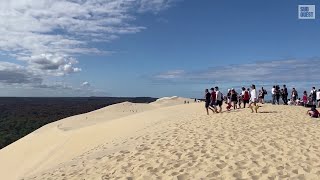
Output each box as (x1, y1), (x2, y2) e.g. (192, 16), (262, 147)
(204, 89), (216, 115)
(296, 98), (302, 106)
(307, 106), (320, 118)
(249, 84), (258, 113)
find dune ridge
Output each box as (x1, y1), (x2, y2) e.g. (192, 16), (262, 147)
(1, 97), (320, 179)
(0, 96), (193, 180)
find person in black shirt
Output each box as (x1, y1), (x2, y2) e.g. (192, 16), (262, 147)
(231, 89), (238, 110)
(204, 89), (215, 115)
(275, 85), (280, 105)
(283, 85), (288, 105)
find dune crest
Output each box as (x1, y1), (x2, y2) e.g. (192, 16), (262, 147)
(0, 97), (190, 180)
(2, 99), (320, 180)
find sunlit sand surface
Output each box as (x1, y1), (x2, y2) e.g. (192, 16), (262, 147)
(1, 97), (320, 180)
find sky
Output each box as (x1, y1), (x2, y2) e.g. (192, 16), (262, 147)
(0, 0), (320, 98)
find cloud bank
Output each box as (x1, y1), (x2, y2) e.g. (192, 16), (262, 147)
(153, 58), (320, 85)
(0, 0), (179, 94)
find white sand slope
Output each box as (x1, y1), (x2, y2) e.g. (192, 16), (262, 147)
(1, 99), (320, 180)
(0, 97), (193, 180)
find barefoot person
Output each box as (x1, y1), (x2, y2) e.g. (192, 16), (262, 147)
(303, 91), (308, 107)
(215, 86), (223, 113)
(238, 93), (242, 109)
(204, 89), (215, 115)
(311, 87), (317, 105)
(283, 85), (288, 105)
(242, 87), (250, 108)
(291, 88), (298, 105)
(261, 87), (267, 104)
(249, 84), (258, 113)
(317, 89), (320, 108)
(210, 88), (218, 113)
(231, 89), (238, 110)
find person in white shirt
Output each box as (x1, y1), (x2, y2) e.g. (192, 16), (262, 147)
(311, 87), (317, 105)
(271, 86), (276, 105)
(249, 84), (258, 113)
(215, 86), (223, 113)
(317, 89), (320, 107)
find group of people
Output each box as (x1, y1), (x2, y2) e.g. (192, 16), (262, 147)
(271, 85), (320, 107)
(204, 84), (320, 118)
(205, 84), (260, 115)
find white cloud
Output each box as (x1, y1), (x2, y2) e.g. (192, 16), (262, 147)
(138, 0), (179, 13)
(81, 81), (90, 87)
(154, 58), (320, 84)
(154, 70), (185, 79)
(0, 61), (42, 84)
(0, 0), (179, 93)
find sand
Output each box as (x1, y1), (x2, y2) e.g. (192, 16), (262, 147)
(1, 98), (320, 180)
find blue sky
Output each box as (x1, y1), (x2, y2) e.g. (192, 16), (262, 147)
(0, 0), (319, 98)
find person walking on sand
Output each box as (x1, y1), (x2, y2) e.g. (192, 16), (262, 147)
(249, 84), (258, 113)
(242, 87), (250, 108)
(303, 91), (308, 107)
(204, 89), (215, 115)
(231, 89), (238, 110)
(210, 88), (218, 113)
(215, 86), (223, 113)
(311, 87), (317, 106)
(238, 92), (242, 109)
(271, 85), (276, 105)
(260, 87), (267, 104)
(280, 89), (285, 104)
(258, 90), (263, 104)
(317, 89), (320, 108)
(283, 85), (288, 105)
(291, 88), (298, 104)
(275, 85), (280, 105)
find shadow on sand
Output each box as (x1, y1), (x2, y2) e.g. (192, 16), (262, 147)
(259, 111), (278, 113)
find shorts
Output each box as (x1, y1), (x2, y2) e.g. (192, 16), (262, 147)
(205, 101), (210, 108)
(243, 100), (249, 103)
(317, 99), (320, 102)
(231, 98), (237, 102)
(216, 100), (223, 107)
(210, 101), (216, 107)
(250, 99), (257, 103)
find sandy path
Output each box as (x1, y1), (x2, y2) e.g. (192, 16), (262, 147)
(24, 104), (320, 180)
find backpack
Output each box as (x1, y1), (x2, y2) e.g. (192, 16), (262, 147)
(312, 90), (317, 99)
(244, 91), (249, 100)
(263, 90), (267, 95)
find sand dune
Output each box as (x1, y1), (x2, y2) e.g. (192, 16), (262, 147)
(1, 98), (320, 180)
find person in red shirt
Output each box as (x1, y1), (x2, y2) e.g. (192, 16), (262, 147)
(242, 87), (250, 108)
(210, 88), (218, 113)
